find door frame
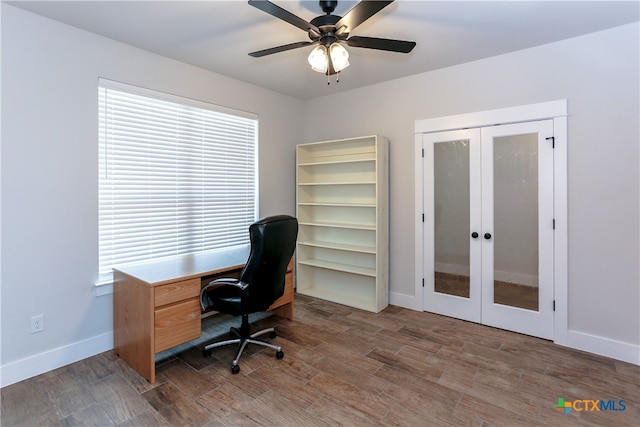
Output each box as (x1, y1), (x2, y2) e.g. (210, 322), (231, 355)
(414, 100), (568, 345)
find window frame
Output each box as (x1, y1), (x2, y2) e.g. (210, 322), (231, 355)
(97, 79), (258, 286)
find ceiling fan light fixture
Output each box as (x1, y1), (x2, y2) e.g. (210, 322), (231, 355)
(329, 43), (349, 72)
(308, 45), (328, 73)
(249, 0), (415, 82)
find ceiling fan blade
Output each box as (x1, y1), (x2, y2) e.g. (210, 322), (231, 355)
(335, 0), (394, 34)
(346, 36), (416, 53)
(249, 41), (315, 57)
(248, 0), (320, 34)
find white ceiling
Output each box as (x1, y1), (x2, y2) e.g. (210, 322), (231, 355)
(7, 0), (639, 100)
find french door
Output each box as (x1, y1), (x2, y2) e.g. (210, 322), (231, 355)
(420, 120), (555, 339)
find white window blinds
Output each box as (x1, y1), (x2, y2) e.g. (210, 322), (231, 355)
(98, 80), (257, 279)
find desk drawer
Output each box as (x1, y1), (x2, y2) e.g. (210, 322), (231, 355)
(155, 278), (200, 308)
(154, 298), (201, 353)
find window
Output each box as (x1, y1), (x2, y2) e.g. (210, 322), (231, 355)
(98, 80), (257, 281)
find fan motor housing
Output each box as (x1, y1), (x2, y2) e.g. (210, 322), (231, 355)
(310, 14), (340, 29)
(309, 14), (342, 44)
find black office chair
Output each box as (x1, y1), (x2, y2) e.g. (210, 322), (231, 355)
(200, 215), (298, 374)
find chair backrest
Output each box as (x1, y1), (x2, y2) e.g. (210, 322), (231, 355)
(240, 215), (298, 312)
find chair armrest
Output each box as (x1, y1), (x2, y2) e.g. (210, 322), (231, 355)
(208, 278), (240, 285)
(200, 278), (249, 310)
(207, 277), (249, 291)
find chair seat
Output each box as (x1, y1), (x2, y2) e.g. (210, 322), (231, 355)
(212, 297), (243, 317)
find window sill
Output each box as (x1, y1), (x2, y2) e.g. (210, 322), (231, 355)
(94, 280), (113, 297)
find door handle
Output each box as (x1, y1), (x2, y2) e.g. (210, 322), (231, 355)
(484, 233), (492, 240)
(471, 232), (479, 238)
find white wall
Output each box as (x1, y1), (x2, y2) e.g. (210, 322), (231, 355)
(0, 4), (303, 386)
(302, 23), (639, 359)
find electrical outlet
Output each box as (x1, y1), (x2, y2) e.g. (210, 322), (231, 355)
(30, 314), (44, 334)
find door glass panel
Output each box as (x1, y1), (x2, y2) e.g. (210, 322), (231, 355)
(493, 134), (539, 311)
(434, 140), (470, 298)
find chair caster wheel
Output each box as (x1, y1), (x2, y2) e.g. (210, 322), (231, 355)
(276, 350), (284, 360)
(269, 330), (277, 339)
(231, 365), (240, 374)
(203, 349), (212, 357)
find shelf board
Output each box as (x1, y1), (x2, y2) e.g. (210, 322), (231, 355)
(298, 240), (376, 254)
(298, 158), (375, 167)
(298, 202), (376, 208)
(299, 221), (376, 231)
(297, 259), (376, 277)
(297, 181), (376, 186)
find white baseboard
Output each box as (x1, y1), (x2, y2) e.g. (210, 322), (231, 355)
(390, 291), (422, 311)
(0, 332), (113, 388)
(564, 329), (640, 366)
(389, 293), (639, 366)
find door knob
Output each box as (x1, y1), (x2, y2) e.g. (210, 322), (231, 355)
(471, 232), (479, 238)
(484, 233), (492, 240)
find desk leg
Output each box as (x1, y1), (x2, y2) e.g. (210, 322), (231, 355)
(270, 301), (293, 320)
(114, 271), (156, 383)
(266, 268), (294, 320)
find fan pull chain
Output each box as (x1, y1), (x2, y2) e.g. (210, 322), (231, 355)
(325, 72), (342, 86)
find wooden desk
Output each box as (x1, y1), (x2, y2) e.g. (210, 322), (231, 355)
(113, 246), (294, 383)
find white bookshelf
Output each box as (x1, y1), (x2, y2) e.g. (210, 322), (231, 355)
(296, 135), (389, 313)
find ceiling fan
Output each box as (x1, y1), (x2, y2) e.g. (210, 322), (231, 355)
(248, 0), (416, 76)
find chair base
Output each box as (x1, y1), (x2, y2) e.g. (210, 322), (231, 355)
(202, 314), (284, 374)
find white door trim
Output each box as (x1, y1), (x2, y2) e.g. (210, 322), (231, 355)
(415, 100), (568, 134)
(415, 100), (568, 344)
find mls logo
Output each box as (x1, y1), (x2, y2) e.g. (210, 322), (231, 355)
(554, 397), (626, 415)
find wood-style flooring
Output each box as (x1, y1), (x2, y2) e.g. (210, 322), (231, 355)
(2, 294), (638, 426)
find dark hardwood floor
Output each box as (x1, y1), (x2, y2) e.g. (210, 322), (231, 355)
(2, 294), (638, 426)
